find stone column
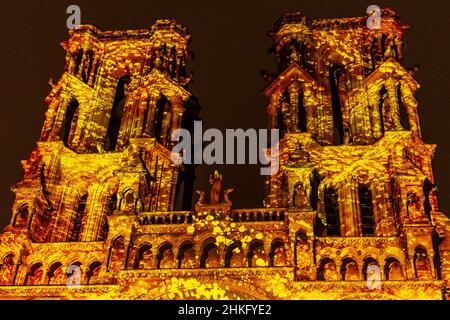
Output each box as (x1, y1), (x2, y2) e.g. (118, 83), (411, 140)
(386, 79), (402, 130)
(50, 185), (77, 242)
(143, 91), (160, 137)
(401, 88), (421, 137)
(288, 82), (300, 132)
(80, 184), (106, 242)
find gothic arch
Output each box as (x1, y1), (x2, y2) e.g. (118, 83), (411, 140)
(384, 257), (404, 280)
(134, 243), (153, 269)
(247, 240), (267, 267)
(200, 238), (220, 268)
(24, 262), (44, 285)
(105, 75), (130, 151)
(414, 246), (432, 280)
(108, 236), (126, 272)
(47, 261), (64, 285)
(269, 239), (287, 267)
(362, 257), (380, 281)
(177, 240), (196, 269)
(0, 253), (15, 285)
(225, 241), (244, 268)
(86, 261), (102, 284)
(317, 257), (338, 281)
(157, 242), (175, 269)
(60, 98), (80, 148)
(340, 257), (360, 281)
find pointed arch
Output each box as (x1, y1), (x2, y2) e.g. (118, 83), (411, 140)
(384, 257), (404, 280)
(105, 75), (130, 151)
(178, 240), (195, 269)
(341, 257), (360, 281)
(414, 246), (432, 280)
(317, 258), (338, 281)
(397, 84), (410, 130)
(60, 98), (80, 147)
(200, 238), (220, 268)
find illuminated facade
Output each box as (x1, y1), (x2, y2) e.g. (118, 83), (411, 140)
(0, 9), (449, 300)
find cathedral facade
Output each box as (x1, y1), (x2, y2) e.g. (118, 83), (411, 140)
(0, 9), (449, 300)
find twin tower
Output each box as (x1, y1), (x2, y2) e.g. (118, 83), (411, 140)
(0, 9), (448, 300)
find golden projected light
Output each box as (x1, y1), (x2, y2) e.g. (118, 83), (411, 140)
(0, 8), (448, 301)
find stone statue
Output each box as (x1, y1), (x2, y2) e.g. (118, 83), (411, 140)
(343, 128), (351, 145)
(196, 191), (206, 206)
(224, 189), (234, 205)
(406, 192), (422, 220)
(293, 183), (308, 208)
(209, 171), (222, 205)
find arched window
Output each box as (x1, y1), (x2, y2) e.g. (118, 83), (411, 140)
(105, 76), (130, 151)
(269, 239), (287, 267)
(384, 257), (404, 280)
(106, 193), (117, 216)
(363, 258), (381, 289)
(359, 185), (375, 236)
(294, 231), (308, 270)
(225, 241), (244, 268)
(324, 187), (340, 236)
(317, 258), (338, 281)
(341, 258), (359, 281)
(378, 86), (387, 136)
(298, 89), (307, 132)
(108, 236), (125, 272)
(178, 241), (195, 269)
(134, 244), (152, 269)
(25, 262), (44, 285)
(47, 262), (64, 285)
(60, 99), (79, 147)
(0, 254), (15, 285)
(86, 261), (102, 285)
(67, 262), (82, 286)
(363, 257), (380, 281)
(71, 194), (88, 242)
(247, 240), (266, 267)
(157, 243), (175, 269)
(397, 84), (410, 130)
(414, 247), (432, 280)
(329, 65), (345, 145)
(200, 239), (220, 268)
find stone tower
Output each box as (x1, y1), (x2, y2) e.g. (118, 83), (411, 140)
(0, 9), (448, 300)
(263, 9), (449, 297)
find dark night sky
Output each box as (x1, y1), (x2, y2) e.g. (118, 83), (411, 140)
(0, 0), (449, 228)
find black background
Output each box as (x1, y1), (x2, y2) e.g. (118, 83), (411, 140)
(0, 0), (449, 228)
